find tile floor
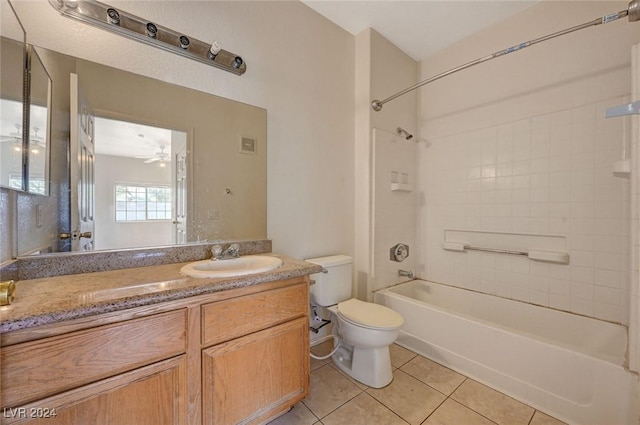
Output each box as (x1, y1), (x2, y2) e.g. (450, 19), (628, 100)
(268, 342), (568, 425)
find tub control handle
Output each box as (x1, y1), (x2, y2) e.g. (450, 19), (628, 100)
(390, 243), (410, 262)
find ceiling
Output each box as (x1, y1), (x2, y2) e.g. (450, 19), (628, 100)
(94, 117), (172, 159)
(302, 0), (537, 61)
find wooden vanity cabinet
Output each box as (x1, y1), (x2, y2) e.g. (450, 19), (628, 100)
(201, 282), (310, 425)
(0, 276), (310, 425)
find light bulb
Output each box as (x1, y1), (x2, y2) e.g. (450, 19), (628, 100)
(179, 35), (190, 49)
(106, 8), (120, 25)
(146, 22), (157, 38)
(208, 41), (221, 59)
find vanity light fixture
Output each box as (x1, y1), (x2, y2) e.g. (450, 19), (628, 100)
(48, 0), (247, 75)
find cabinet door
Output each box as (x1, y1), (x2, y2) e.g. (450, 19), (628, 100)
(202, 317), (309, 425)
(3, 356), (186, 425)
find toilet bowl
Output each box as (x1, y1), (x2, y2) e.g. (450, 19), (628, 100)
(305, 255), (404, 388)
(327, 298), (403, 388)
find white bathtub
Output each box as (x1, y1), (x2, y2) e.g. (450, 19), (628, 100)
(375, 280), (638, 425)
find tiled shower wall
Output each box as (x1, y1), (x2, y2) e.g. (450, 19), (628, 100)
(371, 128), (417, 292)
(419, 96), (630, 324)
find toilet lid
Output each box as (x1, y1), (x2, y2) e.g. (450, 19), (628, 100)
(337, 298), (404, 329)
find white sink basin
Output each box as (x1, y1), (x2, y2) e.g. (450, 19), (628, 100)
(180, 255), (283, 278)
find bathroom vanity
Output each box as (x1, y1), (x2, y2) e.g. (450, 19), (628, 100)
(0, 254), (320, 425)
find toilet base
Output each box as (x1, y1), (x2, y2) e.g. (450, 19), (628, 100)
(331, 343), (393, 388)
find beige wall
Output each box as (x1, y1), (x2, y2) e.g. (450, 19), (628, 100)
(419, 1), (636, 137)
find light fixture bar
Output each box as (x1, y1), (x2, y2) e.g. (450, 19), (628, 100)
(48, 0), (246, 75)
(606, 100), (640, 117)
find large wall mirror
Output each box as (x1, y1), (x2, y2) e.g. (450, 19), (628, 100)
(9, 2), (267, 257)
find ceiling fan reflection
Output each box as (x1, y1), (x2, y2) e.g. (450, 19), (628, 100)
(0, 124), (23, 152)
(135, 145), (170, 165)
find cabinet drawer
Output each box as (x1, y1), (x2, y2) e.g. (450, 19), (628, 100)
(1, 309), (187, 408)
(202, 281), (308, 346)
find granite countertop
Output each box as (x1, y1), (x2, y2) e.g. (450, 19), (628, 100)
(0, 254), (322, 334)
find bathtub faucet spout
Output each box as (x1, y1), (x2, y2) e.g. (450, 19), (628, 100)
(398, 269), (414, 279)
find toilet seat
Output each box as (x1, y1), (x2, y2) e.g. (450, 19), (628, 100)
(336, 298), (404, 330)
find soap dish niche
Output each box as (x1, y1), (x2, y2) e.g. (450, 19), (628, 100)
(391, 183), (413, 192)
(390, 171), (412, 192)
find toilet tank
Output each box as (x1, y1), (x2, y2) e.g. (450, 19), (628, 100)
(305, 255), (353, 307)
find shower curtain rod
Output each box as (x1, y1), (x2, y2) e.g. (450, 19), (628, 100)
(372, 0), (640, 112)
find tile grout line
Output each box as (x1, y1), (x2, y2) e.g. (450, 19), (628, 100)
(303, 363), (367, 421)
(304, 345), (564, 425)
(416, 391), (450, 425)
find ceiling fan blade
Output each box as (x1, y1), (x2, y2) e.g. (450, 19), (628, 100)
(144, 157), (160, 163)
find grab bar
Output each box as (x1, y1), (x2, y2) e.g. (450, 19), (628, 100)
(467, 246), (527, 256)
(443, 242), (569, 264)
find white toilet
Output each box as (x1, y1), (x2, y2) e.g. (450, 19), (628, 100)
(306, 255), (404, 388)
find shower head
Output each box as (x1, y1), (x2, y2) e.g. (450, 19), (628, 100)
(396, 127), (414, 140)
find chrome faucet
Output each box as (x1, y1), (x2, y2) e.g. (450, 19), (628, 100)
(212, 243), (240, 260)
(398, 269), (414, 279)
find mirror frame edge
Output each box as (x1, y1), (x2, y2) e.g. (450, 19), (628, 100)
(25, 44), (53, 197)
